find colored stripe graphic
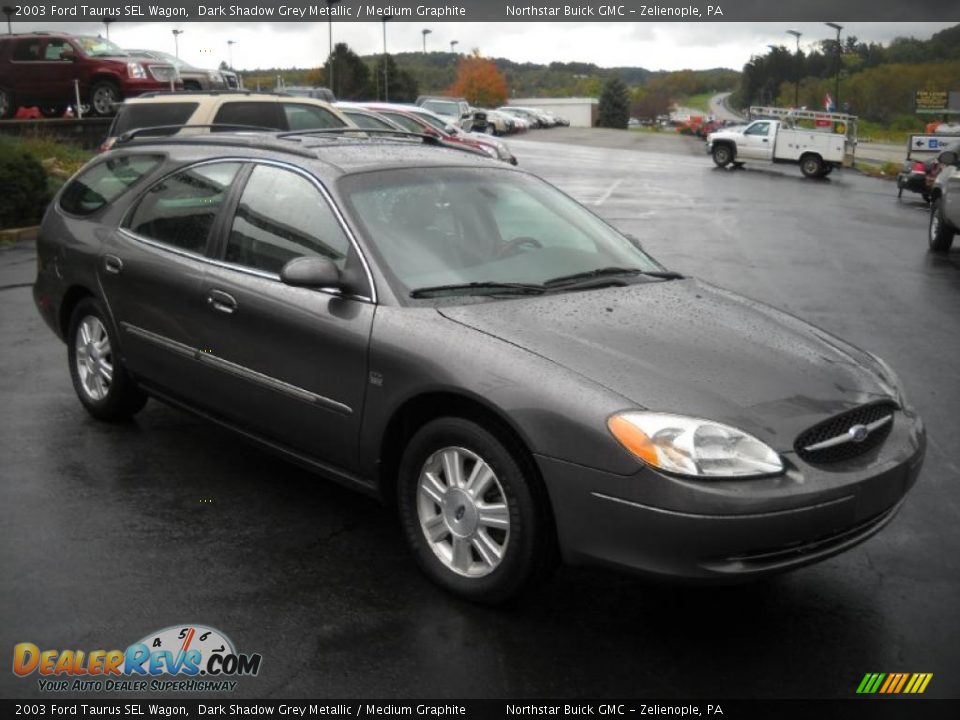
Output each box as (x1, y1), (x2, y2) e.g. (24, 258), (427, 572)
(857, 672), (933, 694)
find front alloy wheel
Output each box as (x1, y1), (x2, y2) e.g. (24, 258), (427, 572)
(398, 417), (555, 603)
(417, 446), (510, 577)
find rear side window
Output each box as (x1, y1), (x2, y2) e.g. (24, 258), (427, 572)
(282, 103), (345, 131)
(212, 102), (282, 131)
(125, 162), (241, 254)
(345, 112), (394, 131)
(12, 39), (42, 61)
(110, 103), (199, 138)
(380, 112), (423, 133)
(59, 155), (163, 216)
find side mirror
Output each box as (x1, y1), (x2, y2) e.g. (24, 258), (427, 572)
(624, 233), (644, 251)
(280, 256), (341, 289)
(61, 51), (77, 62)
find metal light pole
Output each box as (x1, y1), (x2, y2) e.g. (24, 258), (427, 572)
(103, 18), (115, 40)
(227, 40), (236, 70)
(422, 28), (432, 53)
(172, 29), (184, 58)
(381, 15), (393, 102)
(2, 6), (13, 35)
(326, 0), (340, 92)
(826, 22), (843, 111)
(450, 40), (458, 54)
(786, 29), (801, 107)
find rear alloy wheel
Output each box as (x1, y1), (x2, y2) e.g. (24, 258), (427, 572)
(928, 198), (956, 253)
(0, 88), (14, 119)
(398, 417), (554, 603)
(90, 82), (120, 116)
(486, 123), (497, 136)
(68, 298), (147, 420)
(712, 144), (733, 167)
(800, 154), (824, 178)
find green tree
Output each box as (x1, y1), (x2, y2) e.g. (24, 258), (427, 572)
(325, 42), (373, 100)
(596, 76), (629, 128)
(371, 54), (419, 102)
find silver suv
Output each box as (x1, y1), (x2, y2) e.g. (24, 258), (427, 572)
(928, 150), (960, 252)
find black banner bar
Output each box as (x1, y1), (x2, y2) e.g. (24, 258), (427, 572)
(4, 1), (960, 23)
(3, 699), (960, 720)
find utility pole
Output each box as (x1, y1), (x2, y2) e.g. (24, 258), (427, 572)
(172, 29), (184, 58)
(326, 0), (340, 92)
(786, 30), (801, 107)
(2, 6), (14, 35)
(825, 22), (843, 111)
(422, 28), (432, 53)
(381, 15), (393, 102)
(227, 39), (236, 70)
(450, 40), (458, 54)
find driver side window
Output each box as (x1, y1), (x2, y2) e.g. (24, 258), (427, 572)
(745, 122), (771, 136)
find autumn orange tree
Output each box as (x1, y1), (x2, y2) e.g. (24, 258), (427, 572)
(447, 52), (509, 107)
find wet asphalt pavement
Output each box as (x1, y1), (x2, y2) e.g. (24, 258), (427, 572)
(1, 130), (959, 700)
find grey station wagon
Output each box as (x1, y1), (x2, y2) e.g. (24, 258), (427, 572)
(34, 132), (926, 602)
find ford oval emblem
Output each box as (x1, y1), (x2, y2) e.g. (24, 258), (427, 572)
(848, 424), (870, 443)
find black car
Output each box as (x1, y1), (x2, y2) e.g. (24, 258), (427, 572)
(34, 131), (925, 603)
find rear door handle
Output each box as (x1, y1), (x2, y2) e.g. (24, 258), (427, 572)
(104, 255), (123, 274)
(207, 289), (238, 315)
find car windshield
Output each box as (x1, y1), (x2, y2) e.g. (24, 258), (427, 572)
(76, 36), (128, 57)
(422, 100), (459, 117)
(339, 167), (663, 297)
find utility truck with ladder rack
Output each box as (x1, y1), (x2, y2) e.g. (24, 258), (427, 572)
(706, 106), (857, 178)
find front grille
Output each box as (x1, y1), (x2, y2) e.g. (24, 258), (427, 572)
(795, 401), (897, 464)
(148, 65), (177, 82)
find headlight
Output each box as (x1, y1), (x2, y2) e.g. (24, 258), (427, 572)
(127, 62), (146, 79)
(481, 145), (498, 158)
(607, 412), (784, 478)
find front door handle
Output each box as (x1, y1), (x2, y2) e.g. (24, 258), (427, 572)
(103, 255), (123, 274)
(207, 289), (238, 315)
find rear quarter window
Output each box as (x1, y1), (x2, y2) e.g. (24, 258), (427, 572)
(111, 103), (200, 138)
(59, 155), (164, 216)
(212, 102), (283, 131)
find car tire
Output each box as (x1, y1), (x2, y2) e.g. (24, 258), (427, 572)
(486, 123), (497, 136)
(800, 154), (824, 178)
(712, 144), (733, 167)
(397, 416), (555, 603)
(928, 198), (956, 253)
(0, 88), (14, 119)
(67, 297), (147, 421)
(897, 185), (904, 199)
(89, 81), (120, 117)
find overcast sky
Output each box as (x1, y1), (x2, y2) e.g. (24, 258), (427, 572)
(11, 21), (955, 72)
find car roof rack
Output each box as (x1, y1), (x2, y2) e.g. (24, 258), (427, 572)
(276, 127), (489, 157)
(114, 124), (279, 144)
(135, 90), (289, 99)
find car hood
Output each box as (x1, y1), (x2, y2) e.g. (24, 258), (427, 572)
(437, 279), (897, 450)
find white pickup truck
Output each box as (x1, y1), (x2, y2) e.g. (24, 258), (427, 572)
(706, 106), (857, 178)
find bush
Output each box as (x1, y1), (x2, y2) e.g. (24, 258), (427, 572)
(0, 137), (50, 229)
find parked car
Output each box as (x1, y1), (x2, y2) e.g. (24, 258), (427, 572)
(928, 150), (960, 252)
(481, 109), (515, 136)
(403, 105), (518, 165)
(0, 33), (180, 118)
(415, 95), (485, 132)
(101, 91), (353, 150)
(34, 130), (925, 603)
(126, 49), (230, 92)
(352, 103), (509, 163)
(497, 107), (544, 129)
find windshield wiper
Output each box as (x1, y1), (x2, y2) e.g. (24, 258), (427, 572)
(410, 281), (547, 298)
(544, 267), (683, 288)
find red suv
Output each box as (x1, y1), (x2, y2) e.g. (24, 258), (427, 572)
(0, 33), (180, 119)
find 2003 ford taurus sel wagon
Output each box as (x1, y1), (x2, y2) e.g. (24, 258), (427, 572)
(34, 130), (926, 602)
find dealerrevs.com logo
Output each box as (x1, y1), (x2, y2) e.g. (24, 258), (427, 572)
(12, 624), (262, 693)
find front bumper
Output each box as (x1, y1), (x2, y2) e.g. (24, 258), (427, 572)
(538, 411), (925, 580)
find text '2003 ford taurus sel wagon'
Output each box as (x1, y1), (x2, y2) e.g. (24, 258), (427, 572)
(33, 130), (926, 603)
